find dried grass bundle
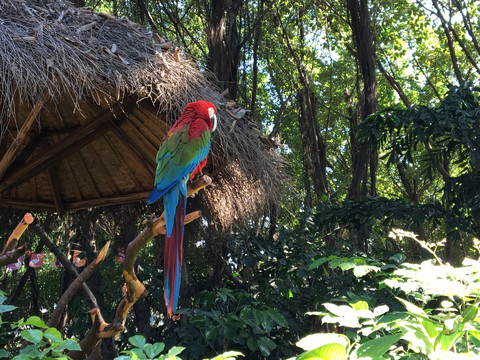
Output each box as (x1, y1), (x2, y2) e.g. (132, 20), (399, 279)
(0, 0), (285, 230)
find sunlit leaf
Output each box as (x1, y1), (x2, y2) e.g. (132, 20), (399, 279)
(355, 334), (402, 358)
(21, 329), (43, 344)
(297, 343), (347, 360)
(24, 316), (47, 329)
(296, 333), (350, 351)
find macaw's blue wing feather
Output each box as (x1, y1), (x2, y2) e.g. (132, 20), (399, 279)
(164, 192), (187, 317)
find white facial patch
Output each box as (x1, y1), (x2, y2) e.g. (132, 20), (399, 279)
(208, 107), (215, 118)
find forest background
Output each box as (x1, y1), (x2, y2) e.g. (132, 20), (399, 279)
(2, 0), (480, 359)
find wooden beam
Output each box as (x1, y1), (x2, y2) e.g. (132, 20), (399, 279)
(0, 191), (150, 212)
(0, 198), (56, 212)
(0, 91), (50, 181)
(63, 192), (151, 211)
(0, 98), (134, 192)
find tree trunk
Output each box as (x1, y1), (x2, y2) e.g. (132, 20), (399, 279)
(206, 0), (242, 99)
(346, 0), (379, 250)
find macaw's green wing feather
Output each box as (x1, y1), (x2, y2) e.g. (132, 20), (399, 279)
(149, 125), (211, 204)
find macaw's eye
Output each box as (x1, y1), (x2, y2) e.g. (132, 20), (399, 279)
(208, 107), (215, 118)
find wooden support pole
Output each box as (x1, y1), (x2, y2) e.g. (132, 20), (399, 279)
(0, 91), (50, 181)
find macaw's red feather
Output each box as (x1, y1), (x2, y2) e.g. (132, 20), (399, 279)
(164, 193), (186, 318)
(189, 157), (208, 180)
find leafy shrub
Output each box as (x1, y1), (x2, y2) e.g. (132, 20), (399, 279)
(296, 248), (480, 359)
(115, 335), (243, 360)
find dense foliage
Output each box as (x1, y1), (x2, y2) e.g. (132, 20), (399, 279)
(3, 0), (480, 358)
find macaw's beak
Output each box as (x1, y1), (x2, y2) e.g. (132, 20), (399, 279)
(211, 114), (217, 132)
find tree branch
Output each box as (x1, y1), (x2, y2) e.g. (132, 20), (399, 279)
(67, 175), (212, 359)
(31, 224), (99, 309)
(47, 241), (110, 329)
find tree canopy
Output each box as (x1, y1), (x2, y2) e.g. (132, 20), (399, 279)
(3, 0), (480, 359)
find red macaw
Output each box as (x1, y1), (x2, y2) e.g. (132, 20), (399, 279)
(148, 100), (217, 317)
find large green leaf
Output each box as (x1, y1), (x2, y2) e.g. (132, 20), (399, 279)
(297, 343), (347, 360)
(43, 327), (62, 342)
(144, 342), (165, 358)
(205, 325), (219, 340)
(355, 334), (402, 358)
(257, 337), (276, 357)
(266, 308), (288, 327)
(57, 339), (82, 351)
(21, 329), (43, 344)
(309, 257), (328, 270)
(0, 304), (16, 314)
(297, 333), (350, 351)
(0, 349), (9, 358)
(129, 335), (146, 348)
(24, 316), (47, 329)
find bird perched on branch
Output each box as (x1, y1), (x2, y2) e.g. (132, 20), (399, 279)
(148, 100), (217, 317)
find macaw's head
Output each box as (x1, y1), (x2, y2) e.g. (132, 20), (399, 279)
(188, 100), (218, 132)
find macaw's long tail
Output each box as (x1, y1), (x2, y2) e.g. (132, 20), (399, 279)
(164, 193), (186, 318)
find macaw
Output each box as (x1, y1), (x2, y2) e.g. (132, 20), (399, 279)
(148, 100), (217, 317)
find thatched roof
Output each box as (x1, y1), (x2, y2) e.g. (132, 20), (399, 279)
(0, 0), (283, 230)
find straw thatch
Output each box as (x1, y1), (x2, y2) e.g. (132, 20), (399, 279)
(0, 0), (284, 230)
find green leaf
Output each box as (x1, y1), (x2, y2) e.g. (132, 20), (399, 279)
(144, 342), (165, 358)
(12, 355), (34, 360)
(19, 344), (42, 357)
(166, 346), (185, 357)
(129, 335), (146, 348)
(350, 301), (368, 311)
(266, 308), (288, 327)
(257, 337), (276, 357)
(440, 332), (463, 351)
(355, 334), (402, 358)
(21, 329), (43, 344)
(207, 351), (244, 360)
(389, 253), (406, 264)
(396, 297), (427, 316)
(24, 316), (48, 328)
(130, 348), (145, 358)
(57, 339), (82, 351)
(297, 333), (350, 351)
(309, 257), (328, 270)
(247, 337), (258, 352)
(462, 305), (478, 323)
(44, 327), (62, 342)
(297, 343), (347, 360)
(422, 319), (439, 339)
(0, 349), (9, 358)
(205, 325), (219, 340)
(0, 304), (17, 314)
(338, 261), (356, 272)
